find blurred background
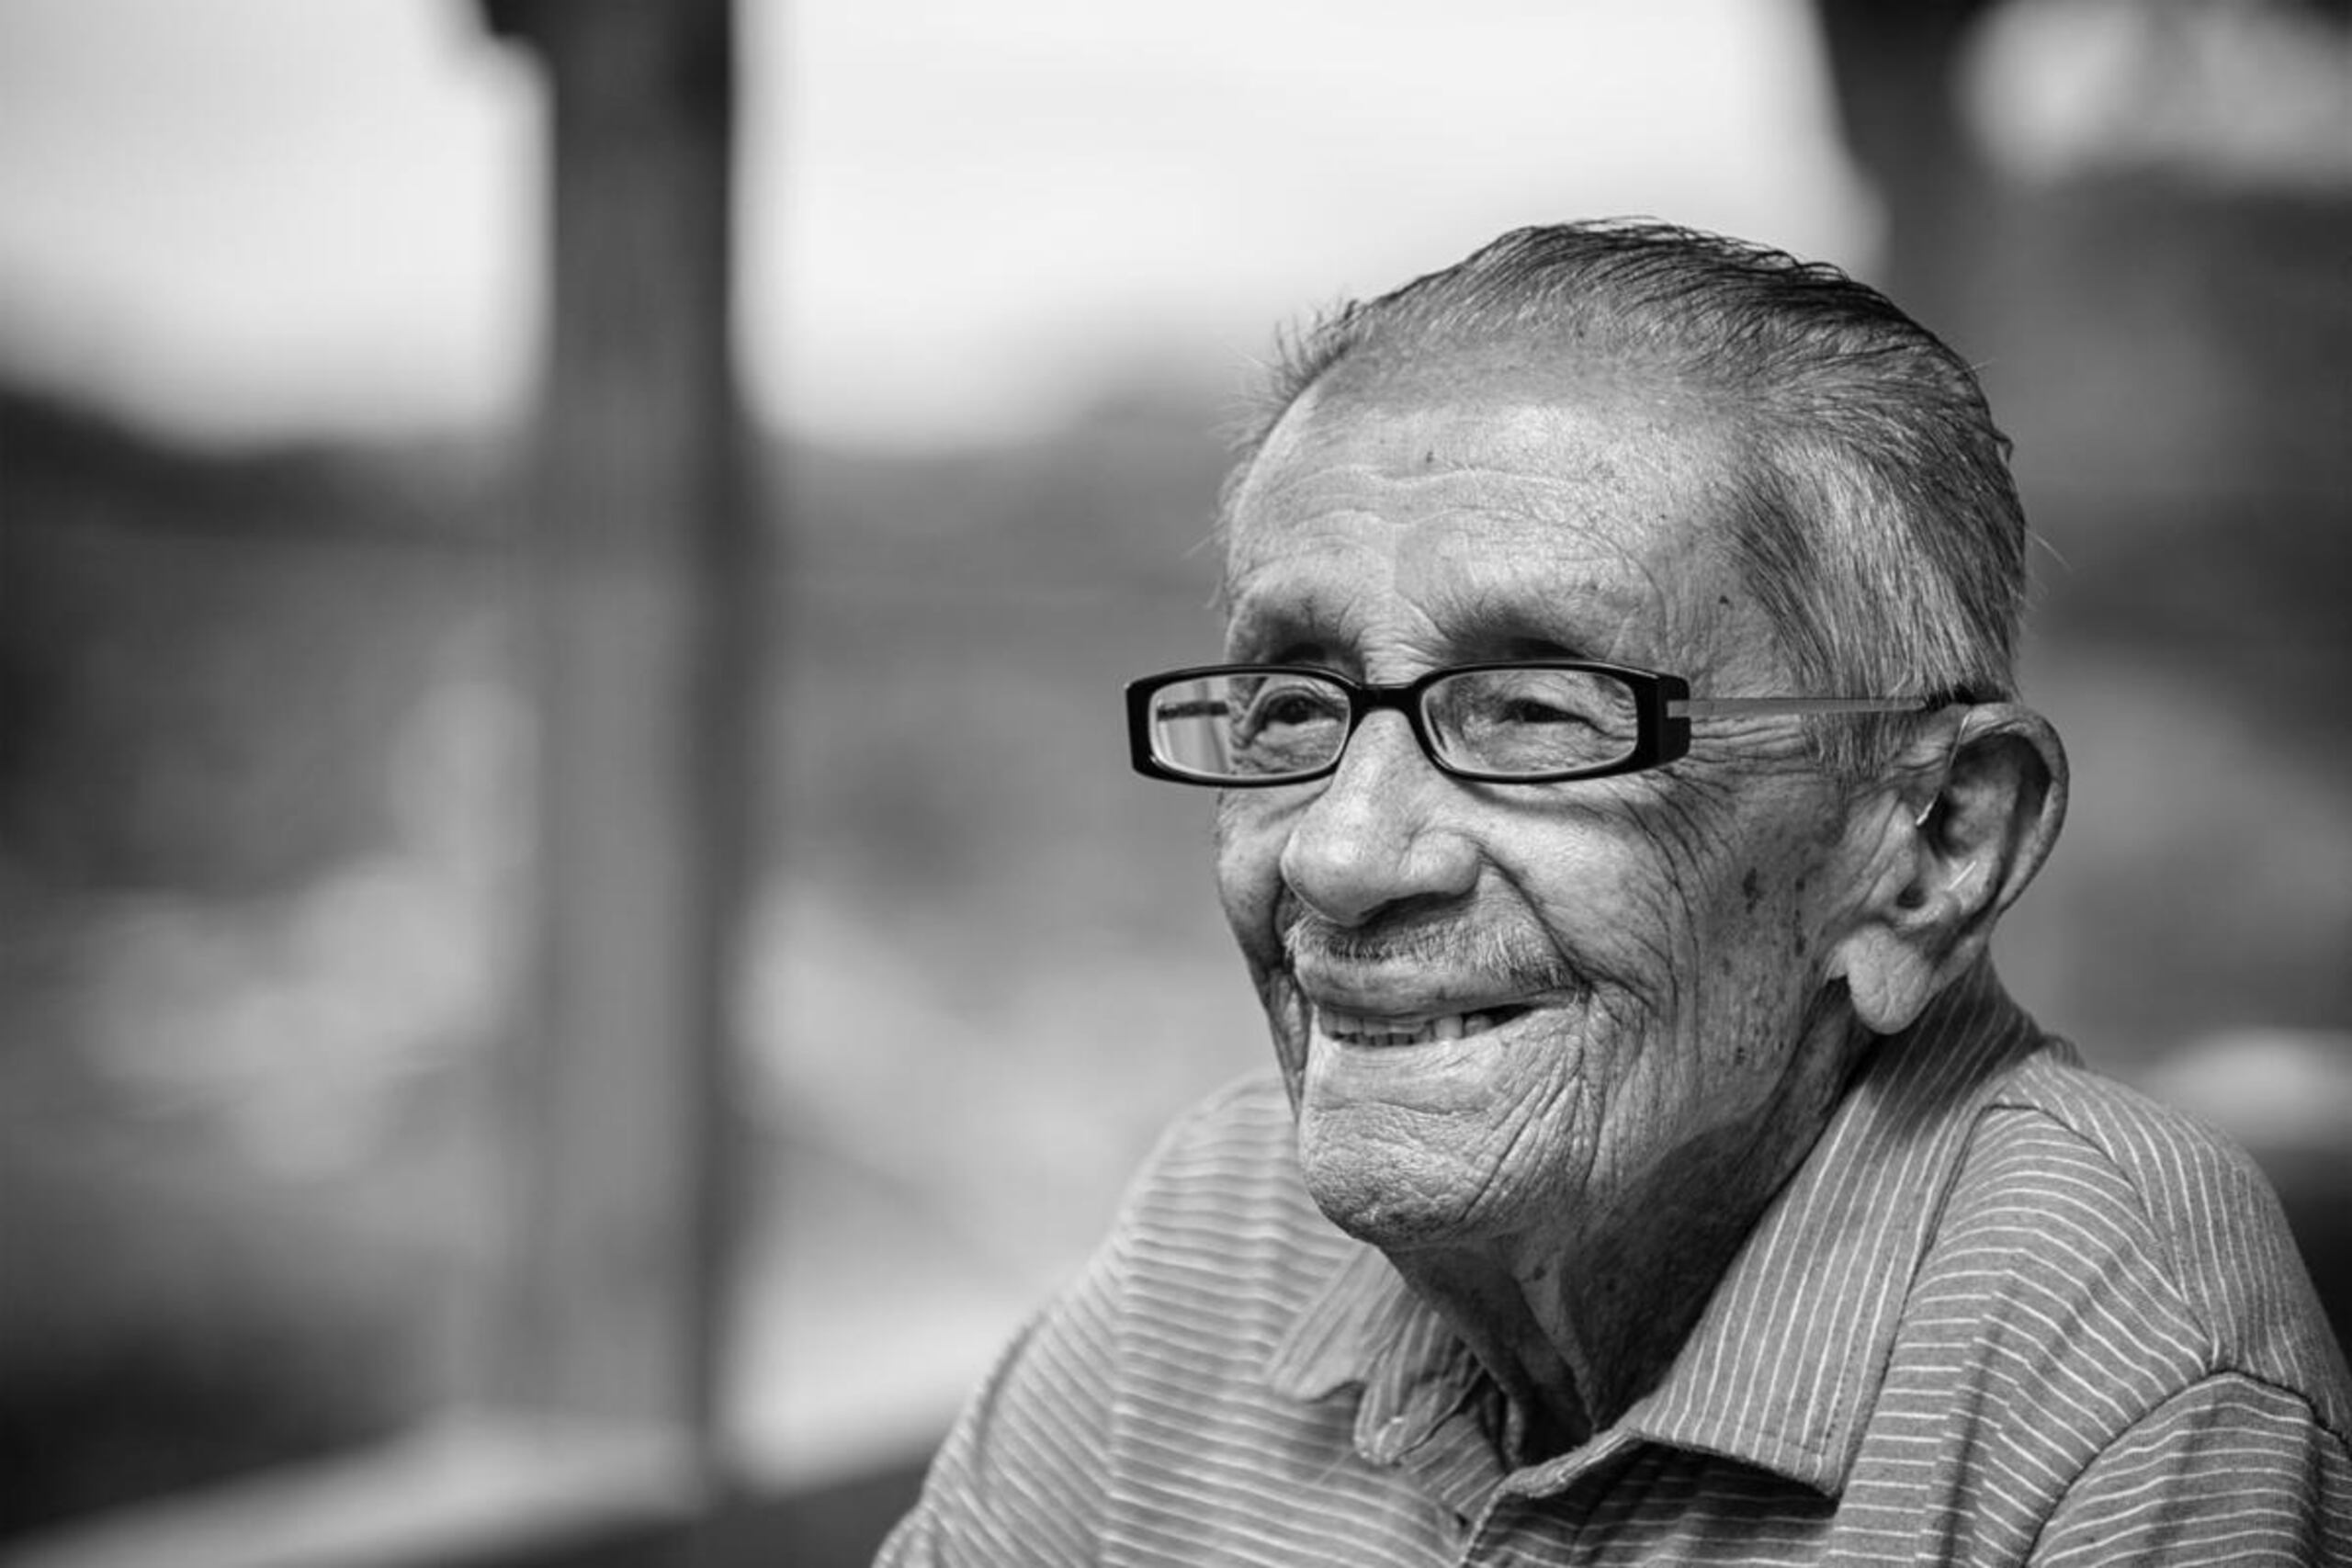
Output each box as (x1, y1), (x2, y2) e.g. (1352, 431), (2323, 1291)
(1, 1), (2346, 1563)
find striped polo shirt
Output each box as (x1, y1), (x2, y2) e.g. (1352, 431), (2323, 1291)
(879, 964), (2352, 1564)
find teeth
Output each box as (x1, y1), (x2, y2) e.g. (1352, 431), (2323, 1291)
(1317, 1008), (1498, 1046)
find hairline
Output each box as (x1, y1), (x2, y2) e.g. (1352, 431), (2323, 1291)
(1211, 224), (2028, 780)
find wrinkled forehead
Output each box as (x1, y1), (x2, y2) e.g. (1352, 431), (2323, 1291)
(1216, 355), (1771, 674)
(1222, 349), (1747, 589)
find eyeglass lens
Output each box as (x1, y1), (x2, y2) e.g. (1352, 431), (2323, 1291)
(1146, 668), (1643, 781)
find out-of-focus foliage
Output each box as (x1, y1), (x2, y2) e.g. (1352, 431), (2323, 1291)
(0, 389), (520, 1532)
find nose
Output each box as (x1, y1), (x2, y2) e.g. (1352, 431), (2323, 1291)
(1277, 711), (1480, 930)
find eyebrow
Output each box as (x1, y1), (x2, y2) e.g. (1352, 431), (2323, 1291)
(1221, 591), (1350, 662)
(1222, 578), (1630, 669)
(1432, 585), (1619, 661)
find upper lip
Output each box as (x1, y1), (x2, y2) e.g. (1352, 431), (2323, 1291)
(1278, 901), (1577, 1024)
(1288, 964), (1547, 1027)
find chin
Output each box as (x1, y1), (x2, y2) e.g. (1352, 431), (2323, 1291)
(1269, 976), (1600, 1244)
(1299, 1158), (1474, 1252)
(1292, 1096), (1538, 1257)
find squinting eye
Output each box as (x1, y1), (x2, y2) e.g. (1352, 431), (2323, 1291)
(1500, 696), (1598, 727)
(1238, 686), (1342, 741)
(1424, 667), (1640, 775)
(1250, 688), (1333, 729)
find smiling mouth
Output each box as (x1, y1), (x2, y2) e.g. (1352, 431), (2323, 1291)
(1315, 1003), (1538, 1047)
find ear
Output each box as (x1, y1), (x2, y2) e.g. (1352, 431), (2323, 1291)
(1827, 704), (2068, 1035)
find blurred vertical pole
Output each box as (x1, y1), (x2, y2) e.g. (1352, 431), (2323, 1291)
(479, 0), (752, 1483)
(1812, 0), (2000, 333)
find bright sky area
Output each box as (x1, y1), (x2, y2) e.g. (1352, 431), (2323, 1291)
(0, 0), (1875, 451)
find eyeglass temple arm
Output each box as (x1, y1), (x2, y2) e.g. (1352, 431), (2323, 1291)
(1157, 694), (1937, 720)
(1670, 696), (1942, 718)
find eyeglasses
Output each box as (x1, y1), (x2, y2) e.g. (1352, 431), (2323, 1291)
(1125, 661), (1942, 786)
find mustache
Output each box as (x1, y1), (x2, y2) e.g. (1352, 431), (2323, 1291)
(1278, 903), (1582, 994)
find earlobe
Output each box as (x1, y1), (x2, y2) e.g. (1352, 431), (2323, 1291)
(1829, 704), (2068, 1035)
(1838, 923), (1940, 1035)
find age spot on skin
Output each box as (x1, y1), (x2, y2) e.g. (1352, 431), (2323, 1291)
(1740, 868), (1762, 913)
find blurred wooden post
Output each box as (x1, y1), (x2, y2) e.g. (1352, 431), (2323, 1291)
(1811, 0), (2002, 327)
(480, 0), (752, 1468)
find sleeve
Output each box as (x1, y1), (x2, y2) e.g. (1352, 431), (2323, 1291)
(872, 1237), (1125, 1568)
(2028, 1371), (2352, 1566)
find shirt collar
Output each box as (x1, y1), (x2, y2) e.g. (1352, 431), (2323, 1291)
(1263, 962), (2050, 1496)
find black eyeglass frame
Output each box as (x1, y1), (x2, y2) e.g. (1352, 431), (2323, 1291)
(1124, 660), (1944, 787)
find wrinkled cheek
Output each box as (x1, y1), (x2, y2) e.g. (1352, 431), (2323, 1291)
(1538, 997), (1653, 1191)
(1476, 1061), (1600, 1212)
(1214, 796), (1283, 918)
(1570, 866), (1698, 1032)
(1610, 810), (1770, 1064)
(1215, 801), (1307, 1089)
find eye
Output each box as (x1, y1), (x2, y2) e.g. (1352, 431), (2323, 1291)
(1216, 672), (1351, 778)
(1238, 677), (1345, 739)
(1426, 666), (1640, 775)
(1498, 694), (1600, 727)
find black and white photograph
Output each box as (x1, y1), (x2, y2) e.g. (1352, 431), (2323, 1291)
(3, 2), (2347, 1563)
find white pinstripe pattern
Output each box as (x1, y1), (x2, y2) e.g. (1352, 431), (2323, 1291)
(877, 963), (2352, 1564)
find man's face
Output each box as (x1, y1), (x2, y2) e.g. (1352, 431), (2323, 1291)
(1215, 354), (1872, 1258)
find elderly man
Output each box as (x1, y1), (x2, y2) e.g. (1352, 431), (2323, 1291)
(879, 222), (2351, 1563)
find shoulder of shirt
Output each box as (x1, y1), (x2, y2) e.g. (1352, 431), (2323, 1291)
(1087, 1069), (1363, 1366)
(1152, 1067), (1298, 1149)
(1117, 1068), (1322, 1227)
(1956, 1045), (2352, 1441)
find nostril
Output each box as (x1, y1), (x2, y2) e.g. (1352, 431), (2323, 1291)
(1274, 725), (1482, 930)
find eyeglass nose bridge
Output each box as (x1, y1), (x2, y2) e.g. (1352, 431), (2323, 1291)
(1322, 677), (1442, 779)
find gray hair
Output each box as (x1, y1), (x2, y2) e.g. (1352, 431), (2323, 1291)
(1222, 220), (2030, 781)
